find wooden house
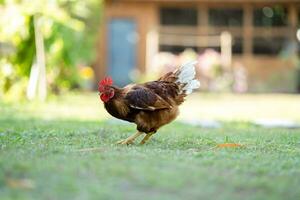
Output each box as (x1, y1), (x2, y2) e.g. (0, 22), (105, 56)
(95, 0), (300, 92)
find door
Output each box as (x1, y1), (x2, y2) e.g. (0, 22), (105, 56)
(108, 19), (137, 86)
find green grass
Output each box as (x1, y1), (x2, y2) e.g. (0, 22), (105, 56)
(0, 93), (300, 200)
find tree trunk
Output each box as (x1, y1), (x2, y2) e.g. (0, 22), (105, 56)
(27, 15), (47, 101)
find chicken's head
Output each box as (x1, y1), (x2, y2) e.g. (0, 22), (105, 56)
(98, 76), (115, 102)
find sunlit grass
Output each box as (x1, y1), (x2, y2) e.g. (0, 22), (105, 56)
(1, 92), (300, 122)
(181, 93), (300, 121)
(0, 93), (300, 200)
(0, 92), (109, 121)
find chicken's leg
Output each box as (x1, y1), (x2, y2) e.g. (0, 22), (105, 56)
(140, 132), (154, 145)
(117, 131), (143, 145)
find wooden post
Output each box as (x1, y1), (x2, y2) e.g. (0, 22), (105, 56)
(243, 4), (253, 57)
(93, 7), (107, 84)
(146, 4), (159, 73)
(220, 31), (232, 69)
(288, 1), (299, 89)
(146, 29), (159, 73)
(198, 5), (209, 48)
(289, 3), (298, 40)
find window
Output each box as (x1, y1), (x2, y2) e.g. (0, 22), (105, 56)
(198, 37), (243, 54)
(253, 6), (288, 27)
(160, 8), (198, 26)
(159, 45), (197, 54)
(232, 37), (243, 54)
(253, 37), (287, 55)
(209, 8), (243, 26)
(159, 7), (198, 54)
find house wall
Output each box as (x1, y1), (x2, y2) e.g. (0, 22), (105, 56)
(94, 1), (158, 82)
(96, 0), (300, 92)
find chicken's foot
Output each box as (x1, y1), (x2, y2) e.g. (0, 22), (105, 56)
(117, 131), (143, 145)
(140, 132), (154, 145)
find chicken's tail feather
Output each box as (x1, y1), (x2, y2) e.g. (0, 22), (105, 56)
(175, 61), (200, 95)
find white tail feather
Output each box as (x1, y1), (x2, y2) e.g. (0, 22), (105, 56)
(176, 61), (200, 94)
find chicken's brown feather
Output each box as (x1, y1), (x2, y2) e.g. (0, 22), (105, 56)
(125, 85), (171, 111)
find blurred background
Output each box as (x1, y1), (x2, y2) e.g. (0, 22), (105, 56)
(2, 2), (300, 198)
(96, 0), (300, 93)
(0, 0), (101, 101)
(0, 0), (300, 111)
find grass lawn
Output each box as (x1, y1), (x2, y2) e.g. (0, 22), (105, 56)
(0, 93), (300, 200)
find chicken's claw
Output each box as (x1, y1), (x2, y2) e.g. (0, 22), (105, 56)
(116, 139), (134, 145)
(116, 132), (143, 145)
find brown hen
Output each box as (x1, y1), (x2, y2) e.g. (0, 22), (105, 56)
(98, 61), (200, 145)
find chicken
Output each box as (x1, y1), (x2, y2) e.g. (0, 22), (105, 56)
(98, 61), (200, 145)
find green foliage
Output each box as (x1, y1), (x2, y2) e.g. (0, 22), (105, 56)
(0, 0), (102, 100)
(12, 15), (36, 77)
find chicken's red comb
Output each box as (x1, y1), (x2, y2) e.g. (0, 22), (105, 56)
(98, 76), (113, 92)
(100, 76), (113, 86)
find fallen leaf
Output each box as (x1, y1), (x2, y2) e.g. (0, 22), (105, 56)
(216, 143), (243, 148)
(6, 178), (35, 189)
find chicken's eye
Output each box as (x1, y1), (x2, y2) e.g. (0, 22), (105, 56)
(109, 89), (115, 98)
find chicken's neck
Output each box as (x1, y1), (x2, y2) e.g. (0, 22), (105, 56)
(104, 87), (130, 120)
